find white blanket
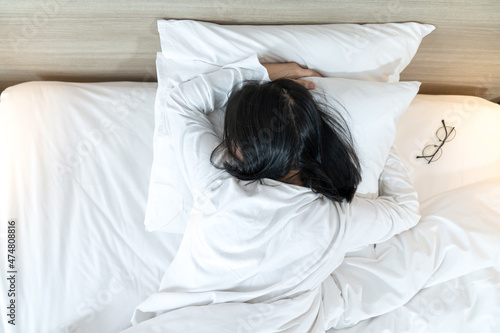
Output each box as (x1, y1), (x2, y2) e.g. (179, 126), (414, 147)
(122, 180), (500, 332)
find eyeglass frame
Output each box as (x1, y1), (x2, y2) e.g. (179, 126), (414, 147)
(416, 119), (456, 164)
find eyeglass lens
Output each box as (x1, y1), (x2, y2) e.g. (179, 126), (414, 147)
(436, 123), (456, 142)
(421, 144), (443, 162)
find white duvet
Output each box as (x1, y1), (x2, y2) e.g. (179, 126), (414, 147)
(122, 180), (500, 332)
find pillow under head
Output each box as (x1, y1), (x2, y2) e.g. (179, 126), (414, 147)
(146, 20), (431, 232)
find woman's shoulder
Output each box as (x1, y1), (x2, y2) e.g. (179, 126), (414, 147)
(205, 175), (334, 214)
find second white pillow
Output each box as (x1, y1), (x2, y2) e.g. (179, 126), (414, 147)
(308, 77), (420, 196)
(158, 20), (434, 82)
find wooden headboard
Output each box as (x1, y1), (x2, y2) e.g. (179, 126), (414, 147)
(2, 0), (499, 102)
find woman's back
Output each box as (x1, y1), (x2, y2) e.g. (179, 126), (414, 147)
(164, 175), (339, 293)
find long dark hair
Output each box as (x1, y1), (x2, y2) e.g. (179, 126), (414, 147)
(210, 78), (361, 202)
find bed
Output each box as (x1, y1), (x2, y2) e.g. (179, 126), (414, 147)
(1, 2), (500, 333)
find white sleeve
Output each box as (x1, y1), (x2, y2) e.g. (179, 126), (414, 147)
(162, 55), (270, 193)
(340, 145), (421, 251)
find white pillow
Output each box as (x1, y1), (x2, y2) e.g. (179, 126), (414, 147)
(158, 20), (434, 82)
(145, 54), (420, 232)
(308, 77), (420, 196)
(395, 94), (500, 202)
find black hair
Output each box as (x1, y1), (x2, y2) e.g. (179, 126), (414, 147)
(210, 78), (361, 203)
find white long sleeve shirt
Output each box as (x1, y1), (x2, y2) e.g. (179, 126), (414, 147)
(131, 55), (420, 330)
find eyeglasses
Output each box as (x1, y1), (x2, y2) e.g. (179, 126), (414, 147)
(416, 119), (456, 164)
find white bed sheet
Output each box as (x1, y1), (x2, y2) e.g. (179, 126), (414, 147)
(332, 264), (500, 333)
(1, 81), (499, 333)
(0, 81), (182, 333)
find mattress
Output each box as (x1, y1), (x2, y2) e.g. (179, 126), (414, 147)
(1, 81), (499, 333)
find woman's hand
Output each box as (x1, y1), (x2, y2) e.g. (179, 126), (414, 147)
(261, 62), (323, 89)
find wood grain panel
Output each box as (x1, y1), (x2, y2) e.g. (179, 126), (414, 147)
(1, 0), (499, 101)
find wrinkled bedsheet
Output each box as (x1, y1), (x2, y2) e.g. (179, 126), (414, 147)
(122, 181), (500, 332)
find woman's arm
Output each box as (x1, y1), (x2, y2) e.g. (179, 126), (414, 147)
(164, 57), (321, 193)
(163, 55), (269, 193)
(339, 145), (421, 251)
(261, 62), (322, 89)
